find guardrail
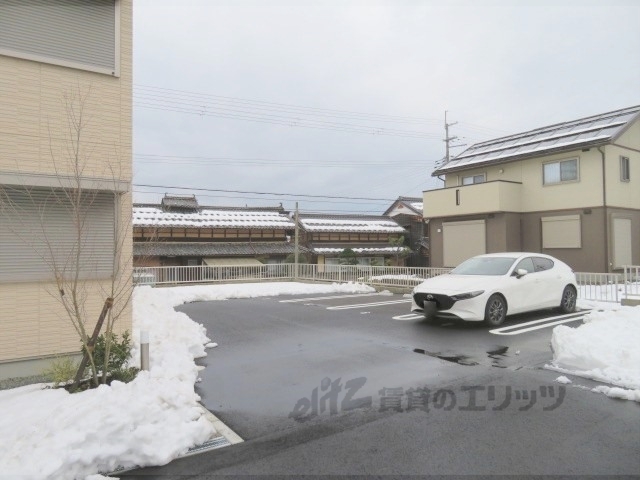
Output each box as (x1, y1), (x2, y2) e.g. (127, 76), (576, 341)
(133, 264), (640, 304)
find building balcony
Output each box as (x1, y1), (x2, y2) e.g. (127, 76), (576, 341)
(423, 180), (523, 218)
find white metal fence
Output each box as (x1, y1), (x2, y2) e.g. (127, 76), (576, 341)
(623, 265), (640, 301)
(133, 264), (452, 288)
(133, 264), (640, 304)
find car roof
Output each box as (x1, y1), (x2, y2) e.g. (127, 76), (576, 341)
(475, 252), (554, 259)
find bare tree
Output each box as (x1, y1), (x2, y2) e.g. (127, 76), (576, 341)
(0, 86), (133, 388)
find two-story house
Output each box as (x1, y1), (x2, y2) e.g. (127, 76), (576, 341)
(424, 106), (639, 272)
(0, 0), (132, 379)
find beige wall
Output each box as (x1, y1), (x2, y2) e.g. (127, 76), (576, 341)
(605, 124), (640, 209)
(440, 149), (606, 212)
(423, 180), (522, 217)
(0, 0), (132, 379)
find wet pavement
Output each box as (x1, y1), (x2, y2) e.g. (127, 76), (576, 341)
(124, 292), (639, 478)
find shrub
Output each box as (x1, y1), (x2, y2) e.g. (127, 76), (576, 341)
(43, 356), (79, 387)
(89, 331), (139, 384)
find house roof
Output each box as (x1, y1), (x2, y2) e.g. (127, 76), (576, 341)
(383, 196), (424, 217)
(298, 214), (406, 233)
(133, 241), (308, 257)
(133, 205), (295, 229)
(433, 105), (640, 175)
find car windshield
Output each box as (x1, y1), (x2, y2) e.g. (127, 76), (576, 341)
(450, 256), (517, 275)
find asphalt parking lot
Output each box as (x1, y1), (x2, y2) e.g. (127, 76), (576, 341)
(125, 291), (640, 478)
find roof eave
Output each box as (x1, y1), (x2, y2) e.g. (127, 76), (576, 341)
(431, 137), (613, 176)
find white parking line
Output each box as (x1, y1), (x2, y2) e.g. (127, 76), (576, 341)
(489, 312), (586, 335)
(279, 293), (385, 303)
(327, 299), (412, 310)
(392, 313), (424, 321)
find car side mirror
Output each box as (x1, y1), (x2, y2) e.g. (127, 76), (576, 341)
(514, 268), (528, 278)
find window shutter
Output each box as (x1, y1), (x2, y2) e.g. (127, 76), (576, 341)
(0, 0), (116, 74)
(0, 187), (115, 283)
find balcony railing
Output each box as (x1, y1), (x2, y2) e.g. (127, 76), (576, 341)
(423, 180), (523, 218)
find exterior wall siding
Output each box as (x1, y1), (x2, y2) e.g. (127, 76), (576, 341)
(521, 208), (607, 272)
(429, 207), (638, 272)
(0, 0), (132, 378)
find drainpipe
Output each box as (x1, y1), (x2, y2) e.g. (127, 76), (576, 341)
(598, 146), (609, 273)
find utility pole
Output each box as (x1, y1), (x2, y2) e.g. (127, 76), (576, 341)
(444, 110), (458, 164)
(294, 202), (299, 280)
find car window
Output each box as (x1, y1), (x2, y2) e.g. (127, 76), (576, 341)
(451, 257), (517, 275)
(514, 257), (535, 274)
(533, 257), (554, 272)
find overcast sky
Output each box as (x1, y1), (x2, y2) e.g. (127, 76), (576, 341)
(132, 0), (640, 214)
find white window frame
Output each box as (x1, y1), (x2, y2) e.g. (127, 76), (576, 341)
(460, 173), (486, 186)
(620, 156), (630, 182)
(543, 158), (579, 185)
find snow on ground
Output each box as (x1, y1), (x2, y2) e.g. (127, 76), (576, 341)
(0, 281), (374, 480)
(547, 299), (640, 402)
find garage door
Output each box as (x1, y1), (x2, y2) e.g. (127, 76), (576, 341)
(443, 220), (486, 267)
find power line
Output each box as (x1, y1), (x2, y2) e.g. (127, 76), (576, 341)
(133, 183), (397, 202)
(134, 101), (438, 139)
(133, 153), (427, 168)
(135, 84), (440, 125)
(134, 85), (507, 141)
(132, 189), (390, 207)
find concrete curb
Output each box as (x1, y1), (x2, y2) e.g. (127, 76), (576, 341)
(199, 404), (244, 445)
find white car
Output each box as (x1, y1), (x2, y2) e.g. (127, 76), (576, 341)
(411, 252), (578, 326)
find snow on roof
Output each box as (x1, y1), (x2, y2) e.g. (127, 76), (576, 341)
(434, 105), (640, 175)
(409, 202), (423, 212)
(133, 207), (295, 229)
(299, 216), (405, 233)
(313, 247), (405, 254)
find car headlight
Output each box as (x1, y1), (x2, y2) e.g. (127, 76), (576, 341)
(451, 290), (484, 301)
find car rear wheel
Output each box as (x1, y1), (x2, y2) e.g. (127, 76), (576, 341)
(484, 294), (506, 327)
(559, 285), (577, 313)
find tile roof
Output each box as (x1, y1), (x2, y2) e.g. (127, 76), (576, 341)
(433, 105), (640, 175)
(161, 195), (199, 211)
(299, 214), (405, 233)
(133, 242), (308, 257)
(383, 196), (423, 216)
(133, 206), (295, 229)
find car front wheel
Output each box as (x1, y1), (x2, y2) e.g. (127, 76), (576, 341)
(559, 285), (577, 313)
(484, 294), (506, 327)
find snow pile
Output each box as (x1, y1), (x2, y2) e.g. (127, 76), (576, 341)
(0, 375), (212, 479)
(0, 281), (374, 480)
(549, 305), (640, 400)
